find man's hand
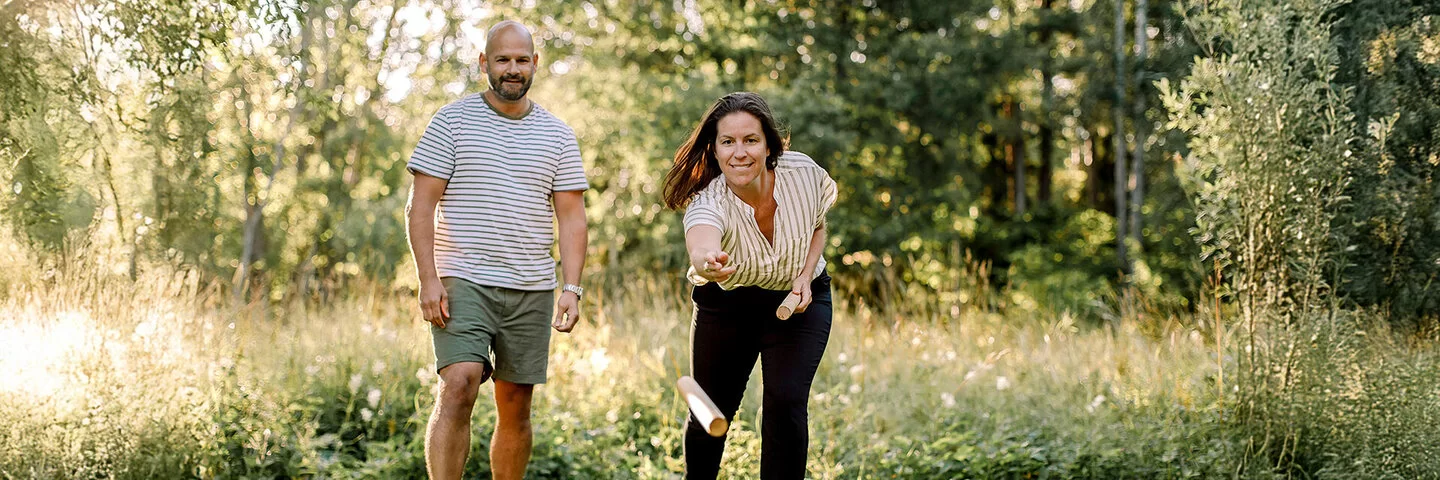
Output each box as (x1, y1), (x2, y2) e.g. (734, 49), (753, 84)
(789, 274), (813, 314)
(695, 250), (737, 283)
(419, 277), (450, 328)
(553, 291), (580, 332)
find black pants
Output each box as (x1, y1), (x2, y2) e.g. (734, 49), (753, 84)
(684, 273), (832, 480)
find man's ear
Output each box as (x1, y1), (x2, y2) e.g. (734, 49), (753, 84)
(532, 52), (541, 70)
(478, 53), (488, 74)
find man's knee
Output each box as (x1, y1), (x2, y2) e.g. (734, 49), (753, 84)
(437, 363), (489, 410)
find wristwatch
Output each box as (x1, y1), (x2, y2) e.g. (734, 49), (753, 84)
(562, 283), (584, 298)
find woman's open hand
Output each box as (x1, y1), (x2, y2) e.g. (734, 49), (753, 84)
(695, 250), (737, 283)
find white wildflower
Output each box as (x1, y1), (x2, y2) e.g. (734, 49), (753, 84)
(367, 388), (382, 408)
(348, 373), (363, 394)
(1087, 395), (1107, 413)
(588, 348), (611, 374)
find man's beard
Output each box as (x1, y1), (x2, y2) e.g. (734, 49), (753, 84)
(489, 73), (532, 101)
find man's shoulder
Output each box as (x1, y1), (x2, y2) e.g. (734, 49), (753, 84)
(528, 103), (578, 138)
(432, 93), (485, 120)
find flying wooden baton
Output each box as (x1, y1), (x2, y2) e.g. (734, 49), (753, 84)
(677, 376), (727, 437)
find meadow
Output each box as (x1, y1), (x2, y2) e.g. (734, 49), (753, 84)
(0, 253), (1267, 479)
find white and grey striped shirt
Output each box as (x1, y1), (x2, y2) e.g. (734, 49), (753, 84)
(407, 93), (588, 291)
(683, 151), (838, 290)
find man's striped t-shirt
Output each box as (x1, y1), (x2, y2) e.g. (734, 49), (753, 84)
(682, 150), (837, 291)
(407, 93), (588, 291)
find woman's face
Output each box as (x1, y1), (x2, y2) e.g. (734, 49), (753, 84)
(713, 112), (770, 188)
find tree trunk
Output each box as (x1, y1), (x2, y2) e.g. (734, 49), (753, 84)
(984, 131), (1009, 215)
(1085, 134), (1096, 207)
(1112, 0), (1129, 275)
(1008, 99), (1027, 216)
(1129, 0), (1148, 251)
(1037, 0), (1056, 205)
(235, 9), (314, 304)
(235, 89), (262, 301)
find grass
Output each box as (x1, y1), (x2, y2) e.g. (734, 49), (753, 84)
(2, 256), (1430, 478)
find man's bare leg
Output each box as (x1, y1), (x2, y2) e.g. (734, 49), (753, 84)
(491, 378), (535, 480)
(426, 362), (488, 480)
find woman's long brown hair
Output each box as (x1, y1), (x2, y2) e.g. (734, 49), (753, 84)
(662, 92), (785, 210)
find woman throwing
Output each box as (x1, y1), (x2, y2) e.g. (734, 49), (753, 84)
(662, 92), (837, 479)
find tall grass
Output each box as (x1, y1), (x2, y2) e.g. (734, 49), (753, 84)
(1230, 306), (1440, 478)
(0, 254), (1432, 478)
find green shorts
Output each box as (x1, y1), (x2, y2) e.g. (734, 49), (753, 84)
(433, 277), (553, 385)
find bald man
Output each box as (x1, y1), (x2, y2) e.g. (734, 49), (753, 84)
(405, 20), (589, 480)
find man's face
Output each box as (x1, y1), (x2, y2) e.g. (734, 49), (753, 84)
(481, 33), (537, 101)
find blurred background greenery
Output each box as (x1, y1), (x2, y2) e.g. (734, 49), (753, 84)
(2, 0), (1437, 321)
(2, 0), (1439, 478)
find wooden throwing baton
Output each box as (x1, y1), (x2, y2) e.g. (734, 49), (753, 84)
(677, 376), (727, 437)
(776, 292), (802, 320)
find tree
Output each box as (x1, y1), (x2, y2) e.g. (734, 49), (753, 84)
(1327, 0), (1440, 321)
(1112, 0), (1129, 275)
(1129, 0), (1148, 251)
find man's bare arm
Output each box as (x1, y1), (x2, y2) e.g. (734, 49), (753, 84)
(552, 190), (587, 332)
(407, 173), (449, 327)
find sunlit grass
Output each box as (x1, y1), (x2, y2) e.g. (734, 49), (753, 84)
(0, 261), (1253, 478)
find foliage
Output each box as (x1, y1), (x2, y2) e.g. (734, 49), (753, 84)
(1162, 0), (1354, 319)
(1261, 310), (1440, 478)
(1005, 208), (1118, 317)
(1162, 0), (1440, 474)
(8, 262), (1437, 478)
(1327, 0), (1440, 323)
(0, 263), (1272, 479)
(0, 0), (1220, 317)
(0, 0), (94, 253)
